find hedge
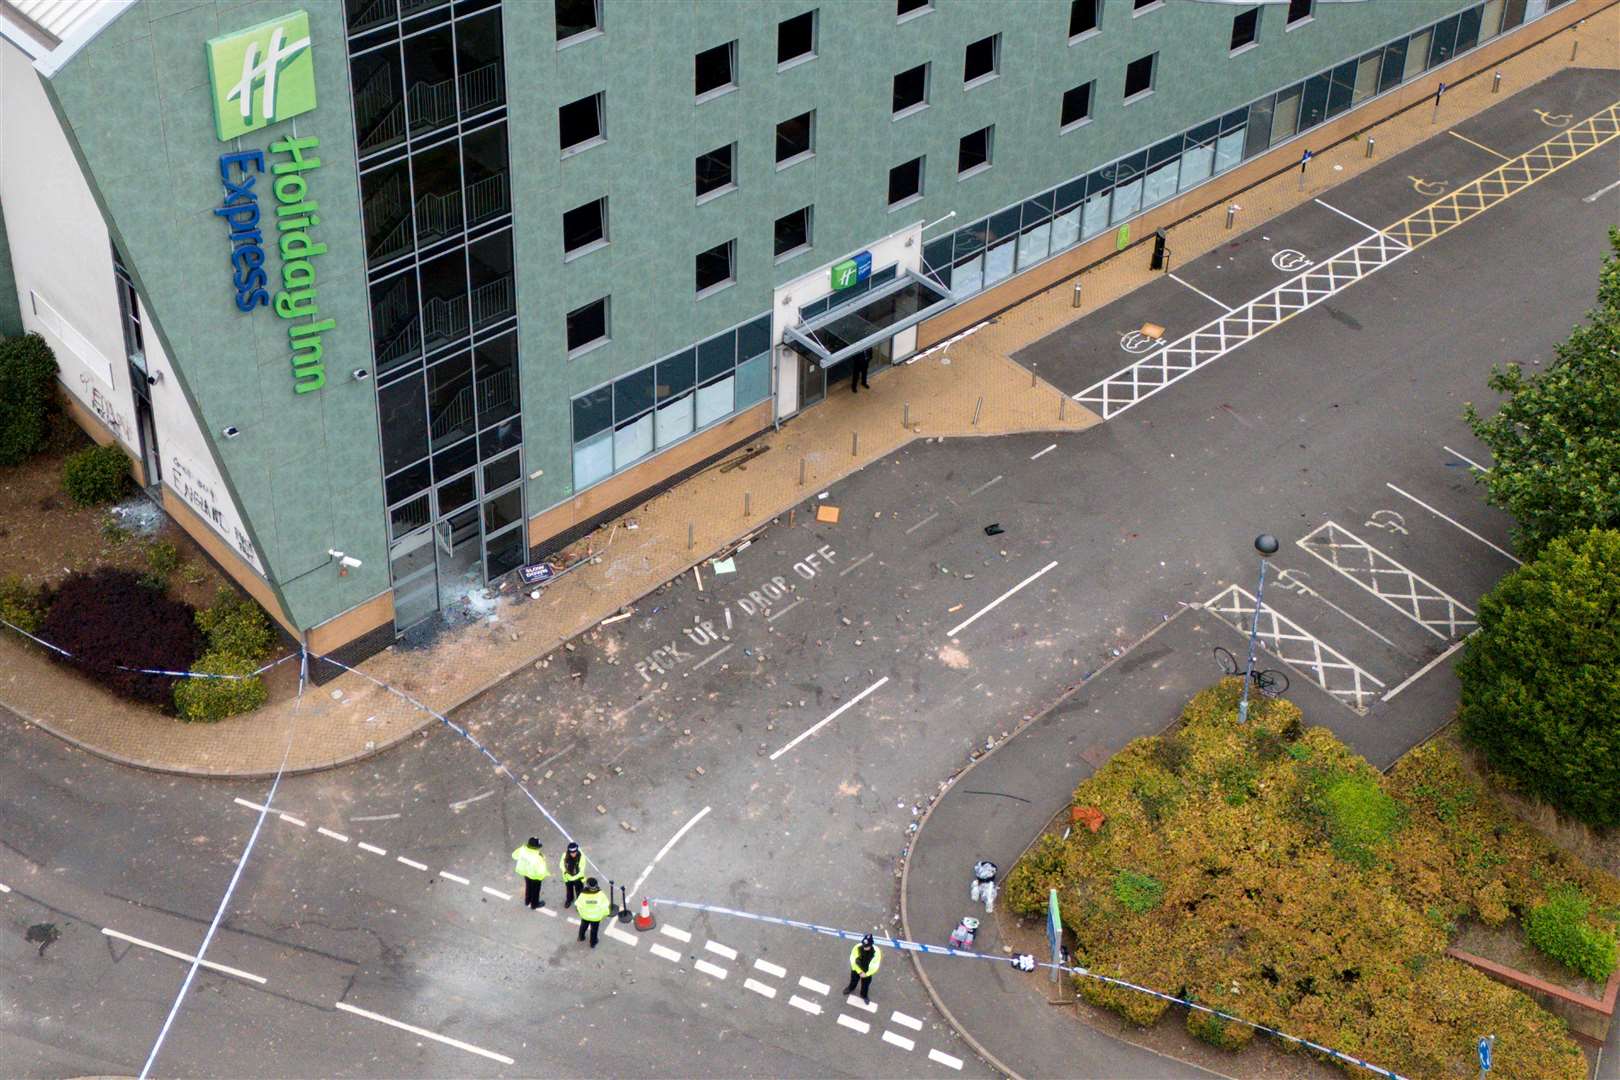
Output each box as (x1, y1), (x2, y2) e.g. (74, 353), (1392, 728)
(62, 443), (129, 506)
(1004, 680), (1610, 1080)
(0, 574), (46, 635)
(172, 588), (276, 721)
(0, 333), (59, 466)
(1524, 887), (1618, 984)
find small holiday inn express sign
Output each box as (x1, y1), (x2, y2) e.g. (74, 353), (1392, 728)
(206, 12), (317, 141)
(831, 251), (872, 290)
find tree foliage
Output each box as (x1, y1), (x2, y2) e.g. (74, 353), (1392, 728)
(1465, 227), (1620, 557)
(1457, 528), (1620, 828)
(0, 333), (60, 466)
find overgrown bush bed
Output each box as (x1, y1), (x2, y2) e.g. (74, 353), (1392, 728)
(173, 587), (275, 721)
(39, 569), (200, 708)
(1005, 680), (1615, 1080)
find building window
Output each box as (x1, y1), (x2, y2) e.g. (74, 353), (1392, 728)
(112, 248), (145, 365)
(1230, 7), (1260, 50)
(1286, 0), (1312, 26)
(888, 156), (924, 208)
(778, 9), (817, 68)
(774, 206), (813, 260)
(562, 197), (607, 258)
(776, 110), (815, 168)
(1069, 0), (1100, 39)
(566, 297), (609, 355)
(559, 92), (604, 155)
(695, 41), (738, 100)
(1060, 81), (1094, 130)
(696, 240), (736, 296)
(695, 143), (736, 201)
(1123, 52), (1156, 101)
(1132, 0), (1160, 12)
(896, 0), (931, 20)
(893, 62), (929, 116)
(958, 126), (993, 178)
(963, 34), (999, 88)
(555, 0), (601, 44)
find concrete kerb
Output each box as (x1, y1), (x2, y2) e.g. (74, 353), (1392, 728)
(897, 608), (1231, 1080)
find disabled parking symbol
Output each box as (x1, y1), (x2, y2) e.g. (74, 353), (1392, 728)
(1118, 330), (1158, 354)
(1533, 108), (1573, 127)
(1270, 249), (1314, 272)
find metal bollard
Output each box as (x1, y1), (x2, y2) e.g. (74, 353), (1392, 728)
(1365, 137), (1376, 158)
(798, 457), (806, 486)
(972, 396), (983, 427)
(851, 431), (858, 457)
(1492, 71), (1502, 94)
(1059, 397), (1066, 421)
(1031, 367), (1038, 388)
(1571, 38), (1579, 61)
(1225, 204), (1237, 230)
(744, 492), (751, 517)
(903, 402), (910, 428)
(688, 522), (694, 550)
(1071, 281), (1083, 309)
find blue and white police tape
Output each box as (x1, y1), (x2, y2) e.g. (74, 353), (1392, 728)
(312, 650), (611, 881)
(648, 896), (1407, 1080)
(0, 614), (299, 680)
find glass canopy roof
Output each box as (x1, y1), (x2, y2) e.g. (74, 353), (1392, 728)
(783, 271), (954, 368)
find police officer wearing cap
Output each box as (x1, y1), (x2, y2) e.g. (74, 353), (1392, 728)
(574, 878), (611, 948)
(844, 934), (882, 1003)
(511, 837), (549, 909)
(561, 841), (587, 908)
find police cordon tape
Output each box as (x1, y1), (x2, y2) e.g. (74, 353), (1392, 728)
(312, 651), (611, 883)
(648, 896), (1408, 1080)
(0, 614), (299, 680)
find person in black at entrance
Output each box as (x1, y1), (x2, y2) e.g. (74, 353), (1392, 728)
(850, 348), (871, 393)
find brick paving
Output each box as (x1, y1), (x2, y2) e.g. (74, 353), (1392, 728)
(3, 12), (1613, 777)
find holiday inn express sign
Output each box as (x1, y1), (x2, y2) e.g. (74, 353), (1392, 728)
(206, 13), (333, 395)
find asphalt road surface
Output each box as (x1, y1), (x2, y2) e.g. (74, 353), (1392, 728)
(4, 69), (1617, 1079)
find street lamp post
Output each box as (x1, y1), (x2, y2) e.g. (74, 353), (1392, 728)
(1238, 534), (1281, 724)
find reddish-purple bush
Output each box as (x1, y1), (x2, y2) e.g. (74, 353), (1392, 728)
(40, 569), (200, 709)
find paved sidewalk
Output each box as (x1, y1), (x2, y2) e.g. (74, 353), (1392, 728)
(3, 8), (1614, 777)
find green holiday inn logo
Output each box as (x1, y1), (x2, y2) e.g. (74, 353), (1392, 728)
(206, 12), (316, 142)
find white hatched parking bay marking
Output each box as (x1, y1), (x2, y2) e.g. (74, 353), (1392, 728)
(1204, 584), (1384, 711)
(1298, 521), (1476, 640)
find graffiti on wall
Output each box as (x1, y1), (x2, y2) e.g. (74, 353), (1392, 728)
(78, 373), (130, 445)
(167, 453), (262, 571)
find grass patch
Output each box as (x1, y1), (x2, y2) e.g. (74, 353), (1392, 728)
(1112, 870), (1163, 914)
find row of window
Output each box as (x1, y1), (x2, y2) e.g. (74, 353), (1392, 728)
(923, 0), (1534, 304)
(570, 315), (774, 491)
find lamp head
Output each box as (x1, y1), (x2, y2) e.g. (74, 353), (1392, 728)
(1255, 534), (1280, 557)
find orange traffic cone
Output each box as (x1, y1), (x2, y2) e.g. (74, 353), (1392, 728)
(634, 898), (656, 931)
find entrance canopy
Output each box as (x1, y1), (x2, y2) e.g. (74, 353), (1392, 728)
(783, 270), (953, 369)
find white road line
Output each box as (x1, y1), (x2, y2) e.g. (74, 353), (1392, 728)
(650, 942), (683, 962)
(102, 928), (267, 985)
(357, 842), (387, 856)
(1298, 522), (1476, 640)
(1583, 176), (1620, 202)
(882, 1030), (916, 1051)
(890, 1010), (924, 1031)
(1448, 129), (1511, 160)
(1386, 482), (1520, 564)
(704, 940), (739, 961)
(798, 976), (831, 995)
(837, 1014), (871, 1034)
(1029, 443), (1057, 460)
(350, 813), (401, 822)
(904, 511), (939, 535)
(1311, 198), (1400, 241)
(839, 552), (875, 577)
(612, 691), (661, 723)
(744, 978), (779, 999)
(1285, 575), (1404, 651)
(947, 560), (1059, 638)
(966, 474), (1003, 497)
(482, 886), (512, 901)
(846, 995), (878, 1013)
(788, 995), (823, 1015)
(753, 958), (788, 978)
(692, 644), (732, 671)
(396, 856), (428, 871)
(438, 871), (470, 885)
(694, 958), (729, 980)
(929, 1048), (965, 1070)
(605, 925), (639, 946)
(660, 924), (693, 943)
(334, 1001), (513, 1066)
(447, 789), (494, 811)
(766, 598), (804, 623)
(769, 676), (890, 761)
(1380, 633), (1475, 702)
(278, 813), (306, 828)
(1442, 444), (1491, 472)
(316, 827), (349, 842)
(232, 797), (269, 812)
(538, 906), (556, 917)
(1167, 272), (1233, 312)
(628, 805), (711, 898)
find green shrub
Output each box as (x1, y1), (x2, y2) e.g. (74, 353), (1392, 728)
(61, 443), (129, 506)
(1004, 834), (1067, 917)
(173, 650), (268, 722)
(1309, 769), (1404, 868)
(0, 333), (60, 466)
(1113, 869), (1163, 914)
(1187, 1007), (1253, 1050)
(195, 587), (274, 660)
(145, 540), (182, 577)
(1525, 887), (1618, 983)
(0, 575), (47, 634)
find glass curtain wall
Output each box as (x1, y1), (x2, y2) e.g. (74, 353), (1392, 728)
(344, 0), (526, 633)
(924, 0), (1527, 298)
